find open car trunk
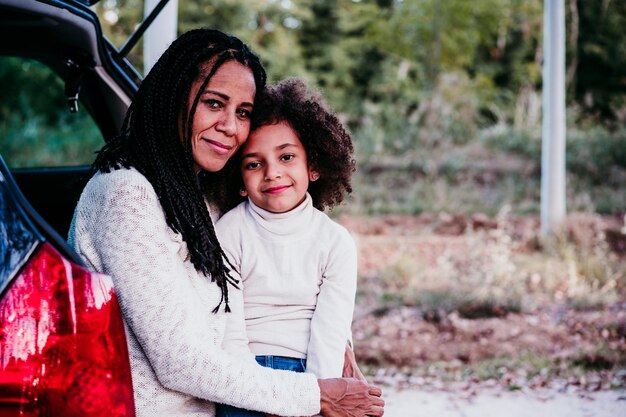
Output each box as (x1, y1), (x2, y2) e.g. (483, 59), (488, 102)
(0, 0), (139, 238)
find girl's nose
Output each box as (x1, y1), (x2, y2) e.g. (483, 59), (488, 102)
(264, 162), (281, 180)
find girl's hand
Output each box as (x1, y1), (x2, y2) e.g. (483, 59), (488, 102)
(342, 342), (367, 382)
(318, 378), (384, 417)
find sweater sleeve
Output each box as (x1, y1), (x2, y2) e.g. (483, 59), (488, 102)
(222, 279), (257, 365)
(72, 172), (320, 415)
(215, 212), (257, 365)
(306, 226), (358, 378)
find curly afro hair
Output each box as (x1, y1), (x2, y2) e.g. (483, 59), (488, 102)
(221, 78), (355, 212)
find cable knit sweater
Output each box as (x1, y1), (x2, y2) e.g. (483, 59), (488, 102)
(216, 194), (357, 379)
(68, 168), (320, 417)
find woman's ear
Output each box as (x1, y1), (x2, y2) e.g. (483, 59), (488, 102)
(309, 169), (320, 182)
(239, 187), (248, 197)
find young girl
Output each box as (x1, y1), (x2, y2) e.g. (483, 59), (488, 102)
(214, 78), (359, 417)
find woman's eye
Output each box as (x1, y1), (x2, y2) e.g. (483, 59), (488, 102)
(237, 108), (252, 119)
(203, 99), (222, 109)
(281, 154), (295, 162)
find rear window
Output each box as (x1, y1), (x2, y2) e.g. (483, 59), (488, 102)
(0, 57), (103, 168)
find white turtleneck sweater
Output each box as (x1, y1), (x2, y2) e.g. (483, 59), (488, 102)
(216, 194), (357, 379)
(68, 168), (320, 417)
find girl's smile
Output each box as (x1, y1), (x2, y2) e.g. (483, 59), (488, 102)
(263, 185), (291, 194)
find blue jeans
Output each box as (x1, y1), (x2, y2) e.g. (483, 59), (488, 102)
(216, 355), (307, 417)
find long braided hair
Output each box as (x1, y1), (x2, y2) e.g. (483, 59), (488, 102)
(92, 28), (266, 312)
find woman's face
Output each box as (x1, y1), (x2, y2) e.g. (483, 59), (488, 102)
(187, 60), (256, 173)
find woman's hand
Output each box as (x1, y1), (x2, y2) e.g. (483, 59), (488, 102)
(318, 378), (384, 417)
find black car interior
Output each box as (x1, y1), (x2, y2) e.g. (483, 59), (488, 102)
(0, 0), (140, 239)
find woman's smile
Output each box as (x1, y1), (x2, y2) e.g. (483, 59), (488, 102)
(203, 138), (232, 155)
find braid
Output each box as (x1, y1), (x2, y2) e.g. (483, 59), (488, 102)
(93, 29), (266, 312)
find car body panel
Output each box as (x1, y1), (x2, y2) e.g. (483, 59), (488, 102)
(0, 159), (41, 294)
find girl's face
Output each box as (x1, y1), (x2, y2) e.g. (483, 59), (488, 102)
(187, 60), (256, 173)
(239, 121), (319, 213)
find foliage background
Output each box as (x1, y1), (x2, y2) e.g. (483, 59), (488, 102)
(116, 0), (625, 216)
(2, 0), (625, 215)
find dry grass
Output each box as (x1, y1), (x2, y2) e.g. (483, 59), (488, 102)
(345, 210), (626, 316)
(340, 212), (626, 389)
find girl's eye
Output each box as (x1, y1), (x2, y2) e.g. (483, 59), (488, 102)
(281, 154), (295, 162)
(244, 161), (261, 170)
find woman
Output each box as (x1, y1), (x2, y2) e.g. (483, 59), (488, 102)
(68, 28), (384, 417)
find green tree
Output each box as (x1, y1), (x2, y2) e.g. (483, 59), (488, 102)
(571, 0), (626, 123)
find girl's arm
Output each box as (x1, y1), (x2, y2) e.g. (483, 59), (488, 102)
(306, 227), (358, 378)
(216, 218), (257, 364)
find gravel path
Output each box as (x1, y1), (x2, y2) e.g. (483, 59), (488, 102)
(382, 387), (626, 417)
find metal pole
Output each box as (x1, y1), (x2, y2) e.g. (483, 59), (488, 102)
(540, 0), (567, 235)
(143, 0), (178, 75)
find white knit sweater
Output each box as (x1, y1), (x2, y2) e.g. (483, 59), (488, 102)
(216, 195), (357, 379)
(68, 168), (320, 417)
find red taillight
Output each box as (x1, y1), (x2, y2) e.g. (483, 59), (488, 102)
(0, 243), (135, 417)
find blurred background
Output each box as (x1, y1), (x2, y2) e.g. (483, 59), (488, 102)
(1, 0), (625, 408)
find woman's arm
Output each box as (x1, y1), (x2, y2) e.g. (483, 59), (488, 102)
(74, 172), (320, 416)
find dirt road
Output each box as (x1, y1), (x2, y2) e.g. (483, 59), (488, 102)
(382, 387), (625, 417)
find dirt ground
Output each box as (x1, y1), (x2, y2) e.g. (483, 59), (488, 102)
(352, 304), (626, 392)
(337, 213), (626, 395)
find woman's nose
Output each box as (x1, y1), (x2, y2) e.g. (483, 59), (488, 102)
(216, 111), (236, 136)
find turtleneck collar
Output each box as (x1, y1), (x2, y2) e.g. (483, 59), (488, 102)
(246, 193), (315, 238)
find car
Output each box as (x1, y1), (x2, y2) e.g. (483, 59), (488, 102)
(0, 0), (159, 415)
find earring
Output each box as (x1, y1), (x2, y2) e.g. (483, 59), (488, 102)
(239, 188), (248, 197)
